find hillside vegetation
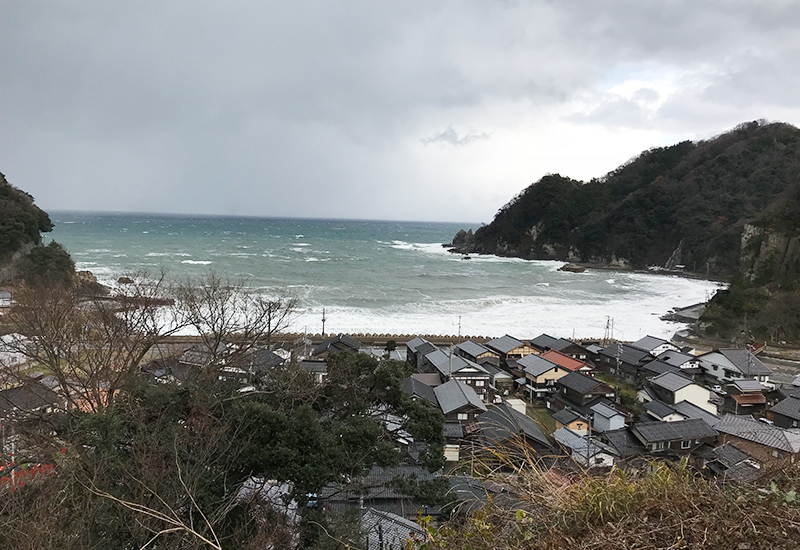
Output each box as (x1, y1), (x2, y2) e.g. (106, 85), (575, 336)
(456, 120), (800, 342)
(0, 172), (74, 285)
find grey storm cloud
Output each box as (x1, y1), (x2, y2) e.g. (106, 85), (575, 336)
(421, 128), (490, 147)
(0, 1), (799, 222)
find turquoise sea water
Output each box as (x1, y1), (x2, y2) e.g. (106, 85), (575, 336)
(49, 212), (723, 339)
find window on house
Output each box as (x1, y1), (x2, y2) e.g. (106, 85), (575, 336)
(457, 413), (468, 421)
(773, 450), (780, 458)
(475, 380), (485, 387)
(713, 365), (718, 371)
(651, 442), (666, 451)
(681, 440), (691, 449)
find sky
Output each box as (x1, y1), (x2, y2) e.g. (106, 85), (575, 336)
(1, 1), (800, 223)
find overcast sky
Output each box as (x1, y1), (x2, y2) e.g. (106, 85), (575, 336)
(2, 1), (799, 223)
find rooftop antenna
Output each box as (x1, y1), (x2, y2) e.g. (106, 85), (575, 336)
(321, 308), (327, 338)
(458, 315), (462, 338)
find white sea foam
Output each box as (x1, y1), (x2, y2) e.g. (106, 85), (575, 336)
(181, 260), (212, 265)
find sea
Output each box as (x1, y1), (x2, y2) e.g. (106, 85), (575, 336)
(49, 212), (723, 341)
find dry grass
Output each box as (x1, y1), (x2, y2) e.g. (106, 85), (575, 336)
(418, 450), (800, 550)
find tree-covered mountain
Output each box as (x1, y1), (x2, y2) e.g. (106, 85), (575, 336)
(455, 120), (800, 342)
(0, 172), (74, 285)
(460, 120), (800, 280)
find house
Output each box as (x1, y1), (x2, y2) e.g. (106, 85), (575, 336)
(553, 427), (616, 468)
(515, 354), (569, 400)
(643, 399), (687, 423)
(319, 465), (441, 518)
(402, 377), (439, 407)
(700, 443), (761, 483)
(423, 349), (492, 402)
(767, 395), (800, 428)
(405, 337), (437, 370)
(630, 418), (718, 455)
(481, 363), (514, 399)
(312, 334), (362, 358)
(655, 349), (703, 373)
(639, 360), (680, 380)
(179, 342), (230, 369)
(360, 347), (406, 362)
(484, 335), (534, 364)
(671, 400), (721, 427)
(433, 380), (487, 425)
(553, 408), (590, 435)
(601, 427), (647, 461)
(360, 508), (427, 550)
(699, 349), (772, 385)
(714, 414), (800, 464)
(540, 350), (594, 374)
(233, 346), (285, 376)
(0, 382), (64, 418)
(0, 290), (11, 308)
(529, 334), (591, 360)
(631, 335), (681, 356)
(725, 379), (767, 414)
(553, 371), (615, 410)
(454, 340), (499, 365)
(590, 402), (625, 432)
(649, 371), (717, 414)
(299, 359), (327, 383)
(597, 343), (655, 382)
(477, 403), (554, 455)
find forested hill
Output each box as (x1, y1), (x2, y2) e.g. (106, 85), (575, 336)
(458, 120), (800, 280)
(0, 172), (74, 285)
(0, 172), (53, 261)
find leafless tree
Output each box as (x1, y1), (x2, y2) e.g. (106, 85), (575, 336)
(3, 270), (182, 412)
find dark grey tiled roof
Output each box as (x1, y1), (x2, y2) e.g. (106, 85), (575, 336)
(554, 427), (611, 458)
(529, 334), (562, 351)
(485, 335), (524, 354)
(631, 418), (718, 443)
(644, 399), (679, 420)
(590, 402), (623, 419)
(313, 334), (362, 356)
(713, 443), (750, 468)
(406, 337), (429, 352)
(425, 349), (488, 378)
(656, 350), (696, 368)
(598, 343), (653, 366)
(434, 380), (487, 415)
(444, 422), (464, 438)
(631, 335), (672, 352)
(477, 404), (552, 448)
(557, 372), (603, 394)
(402, 377), (438, 406)
(672, 400), (721, 427)
(715, 414), (800, 453)
(718, 349), (772, 376)
(552, 408), (583, 425)
(0, 382), (61, 415)
(731, 379), (765, 392)
(769, 396), (800, 421)
(641, 360), (680, 376)
(360, 508), (426, 550)
(603, 428), (647, 457)
(299, 359), (327, 373)
(456, 340), (492, 358)
(651, 371), (693, 393)
(410, 373), (442, 387)
(516, 354), (560, 378)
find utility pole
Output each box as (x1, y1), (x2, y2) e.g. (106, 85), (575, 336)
(321, 308), (327, 338)
(457, 315), (462, 338)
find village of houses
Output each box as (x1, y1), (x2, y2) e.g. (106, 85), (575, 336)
(4, 307), (800, 545)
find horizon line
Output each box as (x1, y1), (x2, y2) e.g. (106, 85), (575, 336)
(48, 209), (485, 227)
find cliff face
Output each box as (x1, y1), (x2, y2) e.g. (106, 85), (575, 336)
(458, 121), (800, 281)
